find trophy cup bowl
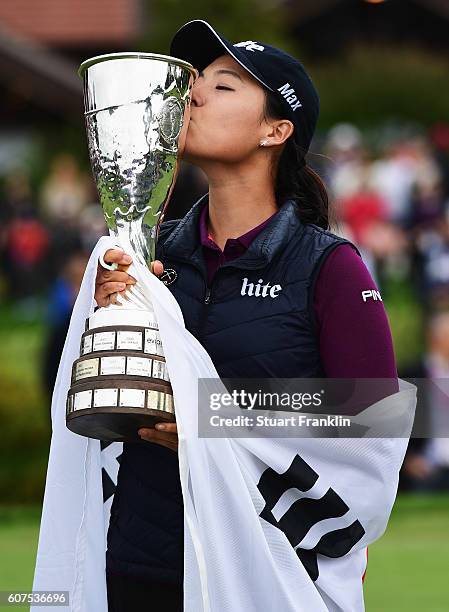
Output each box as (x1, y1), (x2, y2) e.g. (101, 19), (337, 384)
(65, 52), (195, 442)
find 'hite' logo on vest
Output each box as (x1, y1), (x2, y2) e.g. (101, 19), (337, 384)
(361, 289), (382, 302)
(241, 277), (282, 298)
(277, 83), (303, 111)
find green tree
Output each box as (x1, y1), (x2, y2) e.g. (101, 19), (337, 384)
(139, 0), (294, 55)
(313, 44), (449, 130)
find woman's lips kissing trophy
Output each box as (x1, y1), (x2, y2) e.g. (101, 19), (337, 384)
(65, 52), (195, 442)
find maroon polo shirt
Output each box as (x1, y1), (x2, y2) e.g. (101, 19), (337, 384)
(199, 204), (277, 285)
(199, 204), (398, 379)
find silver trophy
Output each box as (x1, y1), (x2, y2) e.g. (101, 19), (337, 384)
(66, 53), (195, 442)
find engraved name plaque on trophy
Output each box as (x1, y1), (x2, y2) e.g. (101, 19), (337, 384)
(66, 53), (195, 442)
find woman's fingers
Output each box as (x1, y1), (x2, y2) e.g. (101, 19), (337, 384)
(95, 251), (165, 307)
(96, 248), (136, 307)
(138, 422), (177, 436)
(109, 293), (121, 307)
(96, 270), (135, 285)
(103, 249), (133, 267)
(138, 424), (178, 452)
(155, 422), (177, 433)
(95, 282), (128, 307)
(151, 260), (164, 276)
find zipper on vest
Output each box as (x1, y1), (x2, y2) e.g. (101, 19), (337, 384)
(197, 285), (213, 344)
(160, 253), (211, 341)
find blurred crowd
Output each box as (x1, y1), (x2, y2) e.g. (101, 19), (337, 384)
(323, 122), (449, 307)
(1, 122), (449, 492)
(321, 122), (449, 493)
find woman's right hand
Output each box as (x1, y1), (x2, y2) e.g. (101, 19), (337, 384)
(95, 249), (164, 307)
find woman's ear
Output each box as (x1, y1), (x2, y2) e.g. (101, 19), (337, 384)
(263, 120), (294, 147)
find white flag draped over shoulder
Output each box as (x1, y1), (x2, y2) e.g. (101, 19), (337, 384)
(32, 236), (417, 612)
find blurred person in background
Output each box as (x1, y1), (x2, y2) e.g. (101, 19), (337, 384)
(40, 153), (90, 227)
(430, 122), (449, 202)
(2, 170), (50, 299)
(335, 157), (387, 245)
(336, 156), (409, 289)
(324, 123), (380, 280)
(1, 170), (35, 221)
(408, 202), (449, 311)
(401, 310), (449, 492)
(325, 124), (409, 285)
(40, 153), (91, 283)
(42, 249), (88, 398)
(403, 135), (446, 230)
(370, 135), (423, 227)
(324, 123), (367, 204)
(78, 204), (108, 253)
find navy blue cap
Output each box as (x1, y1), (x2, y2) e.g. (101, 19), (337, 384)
(170, 20), (320, 154)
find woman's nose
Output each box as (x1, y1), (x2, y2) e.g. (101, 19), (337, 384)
(191, 82), (204, 107)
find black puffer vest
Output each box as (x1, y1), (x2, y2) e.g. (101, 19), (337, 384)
(106, 197), (360, 582)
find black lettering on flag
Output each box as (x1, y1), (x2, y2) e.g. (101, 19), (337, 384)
(257, 454), (366, 581)
(100, 442), (123, 503)
(257, 454), (319, 512)
(101, 467), (116, 503)
(275, 489), (349, 547)
(315, 520), (365, 558)
(295, 548), (319, 582)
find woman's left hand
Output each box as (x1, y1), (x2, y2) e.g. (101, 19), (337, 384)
(138, 422), (178, 452)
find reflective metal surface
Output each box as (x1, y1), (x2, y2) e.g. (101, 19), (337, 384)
(80, 53), (195, 266)
(66, 54), (193, 441)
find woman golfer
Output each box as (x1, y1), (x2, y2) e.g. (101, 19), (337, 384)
(95, 20), (398, 611)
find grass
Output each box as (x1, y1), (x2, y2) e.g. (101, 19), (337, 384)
(0, 496), (448, 610)
(364, 495), (449, 611)
(0, 303), (51, 504)
(0, 507), (41, 612)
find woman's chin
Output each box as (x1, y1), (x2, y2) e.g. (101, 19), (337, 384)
(180, 148), (203, 166)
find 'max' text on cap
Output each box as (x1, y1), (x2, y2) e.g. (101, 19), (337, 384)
(277, 82), (303, 111)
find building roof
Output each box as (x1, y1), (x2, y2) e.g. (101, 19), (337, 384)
(0, 24), (82, 118)
(0, 0), (141, 46)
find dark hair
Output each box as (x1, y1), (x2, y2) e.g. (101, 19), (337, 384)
(263, 90), (331, 230)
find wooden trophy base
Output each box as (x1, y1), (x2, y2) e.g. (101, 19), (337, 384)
(66, 407), (176, 442)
